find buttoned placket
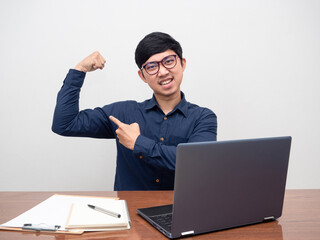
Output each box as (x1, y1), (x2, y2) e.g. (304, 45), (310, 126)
(159, 114), (168, 144)
(154, 114), (169, 186)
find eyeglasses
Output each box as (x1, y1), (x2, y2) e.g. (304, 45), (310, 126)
(141, 55), (177, 75)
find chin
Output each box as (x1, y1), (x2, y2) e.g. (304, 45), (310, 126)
(160, 89), (180, 98)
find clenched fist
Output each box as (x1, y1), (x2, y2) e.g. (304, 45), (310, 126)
(74, 51), (106, 73)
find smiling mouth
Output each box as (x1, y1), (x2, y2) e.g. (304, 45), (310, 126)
(159, 78), (173, 86)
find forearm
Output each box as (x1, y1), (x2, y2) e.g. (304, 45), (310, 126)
(134, 135), (177, 171)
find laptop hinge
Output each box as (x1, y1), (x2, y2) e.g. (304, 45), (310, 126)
(264, 216), (275, 221)
(181, 230), (194, 236)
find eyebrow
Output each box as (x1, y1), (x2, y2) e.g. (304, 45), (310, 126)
(145, 55), (174, 65)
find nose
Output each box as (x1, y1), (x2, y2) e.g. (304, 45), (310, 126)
(158, 63), (170, 76)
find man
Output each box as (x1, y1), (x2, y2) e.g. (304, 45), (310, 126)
(52, 32), (217, 190)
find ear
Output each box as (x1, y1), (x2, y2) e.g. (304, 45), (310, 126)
(182, 58), (186, 72)
(138, 69), (147, 83)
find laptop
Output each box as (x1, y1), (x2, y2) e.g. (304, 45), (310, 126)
(137, 136), (292, 239)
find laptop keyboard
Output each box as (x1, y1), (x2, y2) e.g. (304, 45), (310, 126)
(150, 213), (173, 231)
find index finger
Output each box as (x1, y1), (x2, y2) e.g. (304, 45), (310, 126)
(109, 116), (123, 127)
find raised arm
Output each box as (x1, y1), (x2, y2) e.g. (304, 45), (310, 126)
(52, 52), (113, 138)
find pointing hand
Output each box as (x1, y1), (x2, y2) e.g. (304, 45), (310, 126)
(109, 116), (141, 150)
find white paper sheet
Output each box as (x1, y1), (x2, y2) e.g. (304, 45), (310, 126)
(0, 194), (121, 231)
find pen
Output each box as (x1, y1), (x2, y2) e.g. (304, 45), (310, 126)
(88, 204), (121, 218)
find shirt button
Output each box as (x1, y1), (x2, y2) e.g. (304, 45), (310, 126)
(160, 137), (164, 141)
(163, 116), (167, 120)
(156, 179), (160, 183)
(139, 155), (143, 159)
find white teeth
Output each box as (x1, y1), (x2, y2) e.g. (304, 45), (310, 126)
(160, 79), (172, 85)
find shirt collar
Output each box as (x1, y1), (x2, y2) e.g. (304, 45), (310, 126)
(144, 91), (188, 118)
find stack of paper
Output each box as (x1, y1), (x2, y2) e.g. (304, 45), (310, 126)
(66, 200), (130, 231)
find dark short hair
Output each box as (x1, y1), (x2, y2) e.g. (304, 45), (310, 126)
(135, 32), (183, 69)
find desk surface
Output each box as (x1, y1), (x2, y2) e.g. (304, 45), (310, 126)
(0, 190), (319, 240)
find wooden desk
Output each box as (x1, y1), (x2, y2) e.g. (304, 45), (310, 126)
(0, 190), (319, 239)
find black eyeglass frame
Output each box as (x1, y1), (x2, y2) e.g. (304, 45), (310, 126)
(141, 55), (178, 76)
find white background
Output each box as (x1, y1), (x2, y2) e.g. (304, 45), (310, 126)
(0, 0), (319, 191)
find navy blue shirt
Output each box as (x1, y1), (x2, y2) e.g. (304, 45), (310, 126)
(52, 69), (217, 190)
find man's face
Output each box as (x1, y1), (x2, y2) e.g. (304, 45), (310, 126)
(138, 49), (186, 100)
